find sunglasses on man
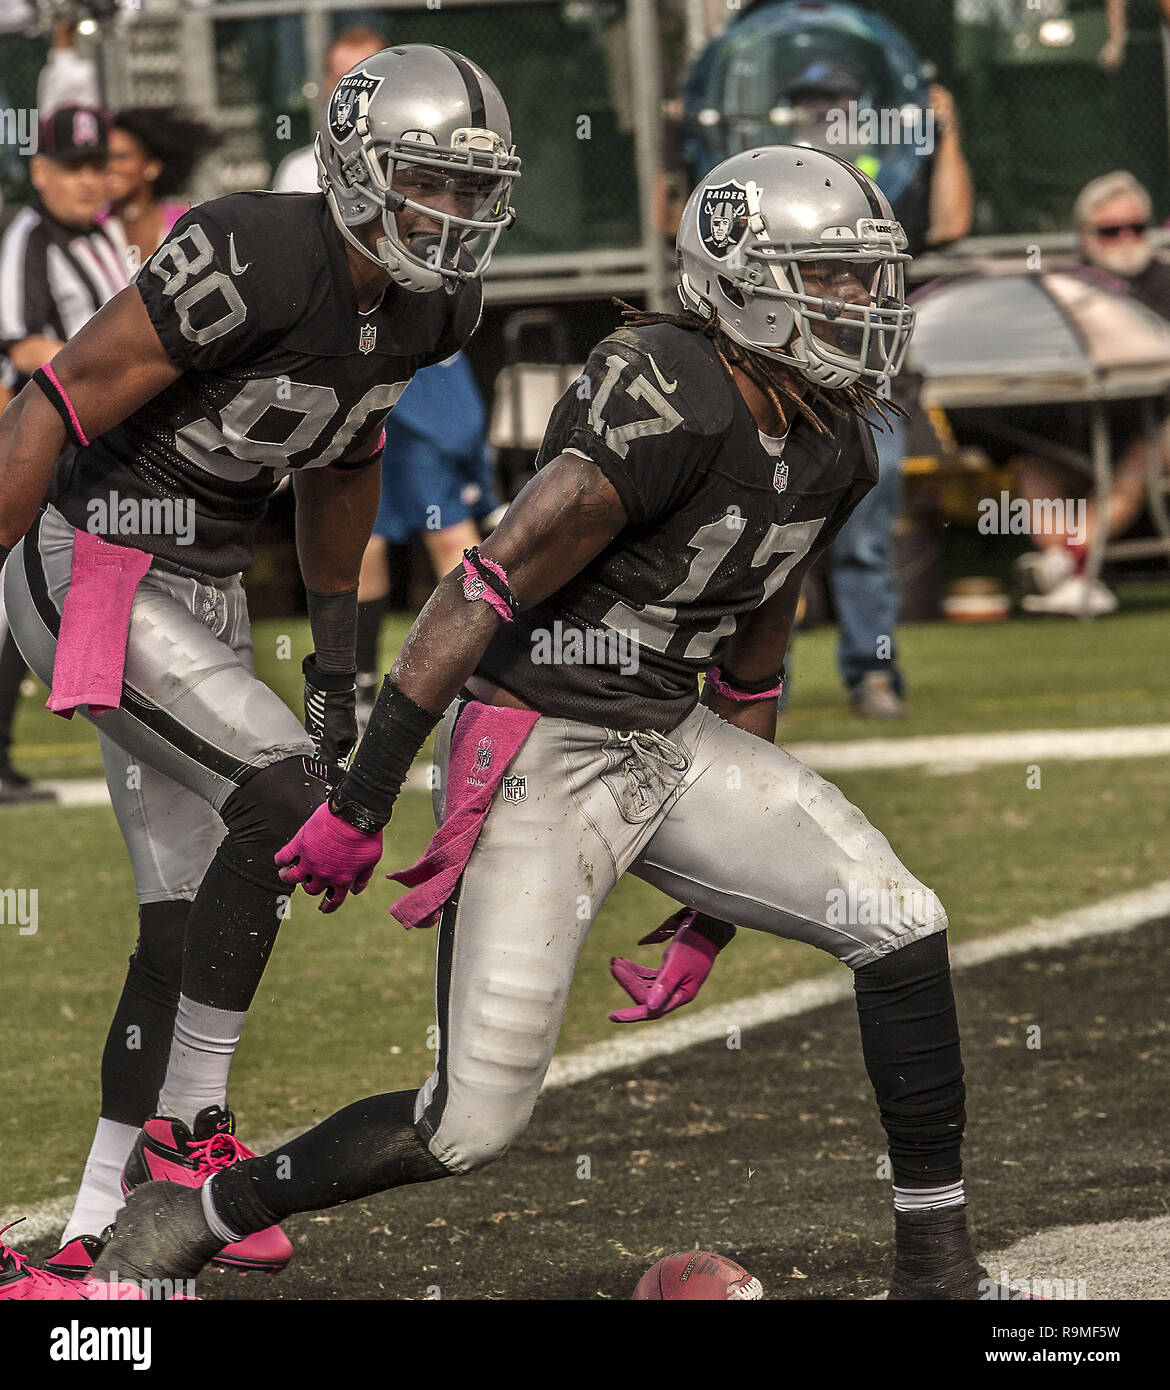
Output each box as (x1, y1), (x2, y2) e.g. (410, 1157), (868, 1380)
(1088, 221), (1149, 238)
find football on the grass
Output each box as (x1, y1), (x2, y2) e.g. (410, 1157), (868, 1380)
(632, 1250), (763, 1300)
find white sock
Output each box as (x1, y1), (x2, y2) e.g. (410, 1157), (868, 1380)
(61, 1118), (140, 1243)
(157, 996), (247, 1130)
(893, 1179), (966, 1212)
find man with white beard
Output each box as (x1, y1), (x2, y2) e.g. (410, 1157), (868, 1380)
(1013, 172), (1170, 616)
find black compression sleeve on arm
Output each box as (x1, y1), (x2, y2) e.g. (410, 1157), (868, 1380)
(328, 678), (440, 831)
(305, 586), (358, 674)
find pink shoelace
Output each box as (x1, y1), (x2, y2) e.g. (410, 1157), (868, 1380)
(187, 1130), (256, 1176)
(0, 1220), (93, 1297)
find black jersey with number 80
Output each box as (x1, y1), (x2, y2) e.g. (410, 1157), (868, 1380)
(478, 323), (878, 731)
(49, 192), (481, 576)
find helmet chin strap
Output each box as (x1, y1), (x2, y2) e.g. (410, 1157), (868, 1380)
(327, 182), (451, 294)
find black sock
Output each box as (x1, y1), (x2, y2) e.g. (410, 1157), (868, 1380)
(356, 596), (387, 675)
(209, 1090), (450, 1234)
(0, 630), (28, 770)
(100, 900), (189, 1126)
(853, 932), (966, 1187)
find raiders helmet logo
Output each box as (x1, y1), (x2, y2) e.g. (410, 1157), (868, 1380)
(698, 180), (749, 260)
(328, 69), (384, 144)
(501, 775), (527, 803)
(359, 323), (376, 354)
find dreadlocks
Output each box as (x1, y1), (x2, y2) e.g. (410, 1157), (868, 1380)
(614, 300), (905, 438)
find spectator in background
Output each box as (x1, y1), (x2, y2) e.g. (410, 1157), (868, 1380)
(0, 105), (125, 802)
(815, 72), (972, 718)
(272, 25), (387, 194)
(354, 355), (500, 729)
(1100, 0), (1170, 69)
(1013, 171), (1170, 616)
(37, 16), (100, 115)
(102, 108), (222, 273)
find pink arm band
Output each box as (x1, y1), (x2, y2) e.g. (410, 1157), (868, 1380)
(461, 551), (515, 623)
(704, 665), (784, 703)
(41, 364), (90, 447)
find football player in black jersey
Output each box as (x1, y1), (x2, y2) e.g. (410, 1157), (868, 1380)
(91, 146), (1018, 1300)
(0, 45), (518, 1275)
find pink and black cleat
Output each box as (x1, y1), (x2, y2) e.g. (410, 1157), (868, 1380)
(44, 1232), (108, 1280)
(121, 1105), (292, 1275)
(0, 1222), (146, 1301)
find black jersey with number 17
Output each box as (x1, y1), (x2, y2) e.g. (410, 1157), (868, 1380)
(49, 192), (481, 576)
(477, 323), (878, 731)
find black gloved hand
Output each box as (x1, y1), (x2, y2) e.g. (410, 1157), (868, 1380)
(303, 653), (357, 784)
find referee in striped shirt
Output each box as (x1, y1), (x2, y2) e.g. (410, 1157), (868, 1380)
(0, 104), (125, 802)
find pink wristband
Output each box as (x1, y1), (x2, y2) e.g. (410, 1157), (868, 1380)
(704, 665), (784, 703)
(461, 552), (514, 623)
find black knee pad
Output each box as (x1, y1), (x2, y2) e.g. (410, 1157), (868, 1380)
(217, 756), (329, 888)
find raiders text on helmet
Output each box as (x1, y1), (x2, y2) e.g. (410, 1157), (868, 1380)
(676, 146), (915, 388)
(316, 44), (520, 294)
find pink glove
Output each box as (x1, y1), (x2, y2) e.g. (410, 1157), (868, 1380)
(274, 802), (383, 915)
(609, 922), (720, 1023)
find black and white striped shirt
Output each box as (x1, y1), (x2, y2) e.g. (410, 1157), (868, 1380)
(0, 199), (126, 383)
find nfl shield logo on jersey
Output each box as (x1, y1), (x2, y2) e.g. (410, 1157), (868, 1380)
(328, 69), (384, 144)
(359, 323), (376, 354)
(698, 180), (749, 260)
(773, 458), (788, 493)
(501, 775), (527, 804)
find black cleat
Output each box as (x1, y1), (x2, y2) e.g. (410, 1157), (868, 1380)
(886, 1205), (1035, 1300)
(90, 1181), (222, 1292)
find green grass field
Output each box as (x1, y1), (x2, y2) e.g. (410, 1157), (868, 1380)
(1, 586), (1168, 1210)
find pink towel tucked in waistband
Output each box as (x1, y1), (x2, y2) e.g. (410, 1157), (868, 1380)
(387, 700), (540, 928)
(47, 530), (152, 719)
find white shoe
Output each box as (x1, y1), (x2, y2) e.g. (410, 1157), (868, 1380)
(1020, 574), (1118, 616)
(1013, 547), (1073, 596)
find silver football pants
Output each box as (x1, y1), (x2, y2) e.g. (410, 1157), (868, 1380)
(4, 505), (314, 902)
(415, 695), (946, 1173)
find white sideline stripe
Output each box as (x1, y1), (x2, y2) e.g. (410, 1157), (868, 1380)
(8, 878), (1170, 1245)
(22, 722), (1170, 812)
(782, 724), (1170, 773)
(544, 877), (1170, 1089)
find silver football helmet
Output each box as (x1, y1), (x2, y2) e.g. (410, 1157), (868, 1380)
(676, 146), (914, 388)
(316, 44), (520, 294)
